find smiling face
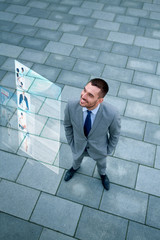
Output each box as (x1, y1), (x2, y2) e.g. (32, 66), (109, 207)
(80, 82), (104, 110)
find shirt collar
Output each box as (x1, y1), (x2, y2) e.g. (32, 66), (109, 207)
(82, 104), (100, 114)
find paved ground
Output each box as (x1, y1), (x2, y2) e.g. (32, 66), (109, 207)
(0, 0), (160, 239)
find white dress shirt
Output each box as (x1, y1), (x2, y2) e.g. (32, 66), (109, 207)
(82, 104), (100, 126)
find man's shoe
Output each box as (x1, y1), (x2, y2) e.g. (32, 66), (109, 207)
(64, 167), (78, 181)
(101, 174), (110, 190)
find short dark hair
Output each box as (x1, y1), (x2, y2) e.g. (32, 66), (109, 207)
(89, 78), (109, 98)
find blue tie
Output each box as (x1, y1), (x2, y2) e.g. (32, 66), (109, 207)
(84, 110), (92, 137)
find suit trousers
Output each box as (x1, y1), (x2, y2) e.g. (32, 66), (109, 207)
(72, 149), (107, 175)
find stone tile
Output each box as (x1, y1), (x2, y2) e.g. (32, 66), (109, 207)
(60, 33), (87, 46)
(103, 5), (126, 14)
(104, 95), (127, 115)
(19, 48), (49, 64)
(152, 89), (160, 106)
(61, 0), (83, 5)
(0, 43), (23, 58)
(126, 7), (149, 17)
(55, 143), (96, 176)
(6, 0), (29, 4)
(146, 196), (160, 229)
(0, 11), (16, 21)
(58, 23), (84, 34)
(32, 63), (60, 83)
(127, 57), (157, 74)
(106, 156), (138, 188)
(114, 136), (156, 166)
(40, 228), (75, 240)
(91, 10), (115, 21)
(69, 6), (92, 17)
(0, 2), (9, 11)
(0, 72), (16, 89)
(119, 23), (145, 36)
(150, 11), (160, 21)
(49, 11), (73, 23)
(85, 38), (109, 52)
(41, 118), (66, 143)
(115, 15), (139, 25)
(19, 36), (48, 51)
(71, 46), (100, 62)
(118, 83), (152, 103)
(0, 56), (6, 66)
(13, 14), (38, 26)
(27, 7), (51, 18)
(0, 180), (40, 220)
(76, 207), (128, 240)
(82, 1), (104, 10)
(108, 31), (134, 44)
(134, 36), (160, 49)
(144, 123), (160, 145)
(102, 65), (134, 83)
(95, 20), (120, 31)
(35, 29), (62, 41)
(17, 159), (64, 194)
(72, 16), (96, 26)
(0, 213), (42, 240)
(112, 43), (140, 57)
(139, 18), (160, 30)
(12, 23), (38, 36)
(145, 28), (160, 39)
(127, 221), (160, 240)
(83, 27), (109, 40)
(121, 1), (143, 8)
(100, 184), (148, 223)
(57, 173), (103, 208)
(140, 47), (160, 62)
(143, 2), (160, 12)
(47, 3), (71, 12)
(121, 117), (146, 140)
(0, 28), (23, 45)
(59, 85), (82, 102)
(102, 78), (120, 96)
(39, 98), (66, 120)
(45, 41), (73, 56)
(0, 20), (15, 31)
(0, 69), (6, 80)
(31, 193), (82, 236)
(0, 126), (23, 153)
(125, 100), (160, 124)
(0, 150), (25, 181)
(35, 19), (60, 30)
(46, 54), (76, 70)
(98, 52), (127, 68)
(73, 59), (104, 76)
(6, 4), (29, 14)
(27, 0), (49, 9)
(156, 62), (160, 75)
(133, 71), (160, 90)
(136, 165), (160, 196)
(57, 70), (89, 88)
(155, 146), (160, 169)
(18, 135), (60, 164)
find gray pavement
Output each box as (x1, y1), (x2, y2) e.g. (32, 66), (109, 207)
(0, 0), (160, 239)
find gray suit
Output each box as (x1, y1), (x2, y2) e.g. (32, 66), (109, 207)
(64, 100), (121, 175)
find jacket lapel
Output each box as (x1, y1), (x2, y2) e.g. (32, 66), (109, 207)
(75, 103), (84, 133)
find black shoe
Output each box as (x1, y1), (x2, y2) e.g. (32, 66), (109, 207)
(101, 174), (110, 190)
(64, 167), (78, 181)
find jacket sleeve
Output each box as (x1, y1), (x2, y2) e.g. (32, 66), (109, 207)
(63, 102), (73, 145)
(107, 111), (121, 155)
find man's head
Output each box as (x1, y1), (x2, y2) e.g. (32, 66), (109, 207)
(80, 78), (109, 110)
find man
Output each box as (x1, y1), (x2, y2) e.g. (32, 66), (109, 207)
(63, 78), (121, 190)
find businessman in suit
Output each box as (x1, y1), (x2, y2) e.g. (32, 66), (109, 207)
(63, 78), (121, 190)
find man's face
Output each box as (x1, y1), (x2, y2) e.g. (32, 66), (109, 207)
(80, 82), (103, 110)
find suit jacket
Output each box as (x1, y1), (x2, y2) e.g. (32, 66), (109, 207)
(63, 100), (121, 160)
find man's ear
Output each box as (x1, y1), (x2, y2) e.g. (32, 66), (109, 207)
(99, 98), (104, 104)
